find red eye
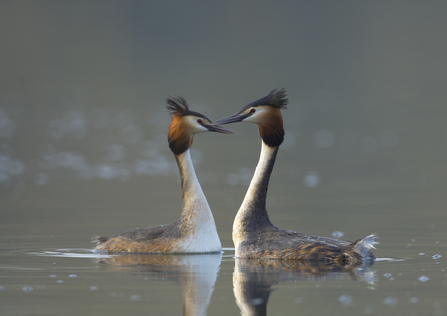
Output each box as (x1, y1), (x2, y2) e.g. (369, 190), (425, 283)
(250, 108), (256, 113)
(197, 118), (203, 124)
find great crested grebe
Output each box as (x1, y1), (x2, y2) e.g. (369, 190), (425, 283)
(95, 96), (233, 253)
(213, 88), (377, 264)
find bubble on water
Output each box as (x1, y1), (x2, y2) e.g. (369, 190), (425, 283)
(48, 110), (87, 139)
(433, 254), (442, 259)
(314, 129), (335, 148)
(130, 294), (141, 301)
(96, 163), (117, 180)
(361, 137), (378, 154)
(22, 286), (33, 292)
(68, 274), (77, 278)
(251, 298), (264, 305)
(55, 151), (86, 170)
(338, 294), (353, 305)
(133, 156), (171, 176)
(0, 156), (25, 185)
(0, 285), (4, 290)
(90, 286), (98, 291)
(380, 130), (398, 148)
(57, 280), (64, 283)
(50, 275), (56, 278)
(383, 297), (397, 306)
(66, 110), (87, 139)
(332, 231), (344, 238)
(384, 273), (392, 278)
(34, 173), (50, 185)
(9, 159), (25, 175)
(410, 297), (419, 303)
(304, 171), (320, 188)
(419, 253), (425, 256)
(418, 276), (429, 282)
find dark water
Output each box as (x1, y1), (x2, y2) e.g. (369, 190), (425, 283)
(1, 2), (447, 315)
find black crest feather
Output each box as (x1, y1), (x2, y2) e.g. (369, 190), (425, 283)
(241, 88), (288, 112)
(166, 96), (211, 121)
(166, 96), (191, 117)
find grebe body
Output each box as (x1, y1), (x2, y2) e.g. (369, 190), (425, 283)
(214, 88), (377, 264)
(95, 97), (233, 253)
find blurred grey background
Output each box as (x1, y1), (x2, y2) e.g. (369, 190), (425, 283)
(1, 1), (446, 249)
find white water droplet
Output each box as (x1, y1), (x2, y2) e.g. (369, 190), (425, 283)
(384, 297), (397, 306)
(304, 171), (320, 188)
(332, 231), (344, 238)
(130, 294), (141, 301)
(410, 297), (419, 303)
(338, 294), (353, 305)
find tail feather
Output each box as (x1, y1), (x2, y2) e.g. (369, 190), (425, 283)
(350, 234), (378, 259)
(92, 236), (109, 245)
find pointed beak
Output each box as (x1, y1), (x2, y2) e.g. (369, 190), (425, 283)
(203, 123), (235, 134)
(213, 113), (251, 125)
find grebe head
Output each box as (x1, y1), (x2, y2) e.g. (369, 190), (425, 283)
(213, 88), (288, 147)
(166, 96), (234, 155)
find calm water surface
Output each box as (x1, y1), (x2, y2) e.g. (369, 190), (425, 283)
(1, 183), (446, 316)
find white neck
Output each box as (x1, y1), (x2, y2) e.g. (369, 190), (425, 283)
(175, 149), (221, 252)
(233, 141), (278, 249)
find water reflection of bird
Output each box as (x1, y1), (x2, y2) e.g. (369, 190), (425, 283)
(98, 253), (222, 316)
(95, 97), (233, 253)
(233, 258), (375, 316)
(213, 88), (377, 265)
